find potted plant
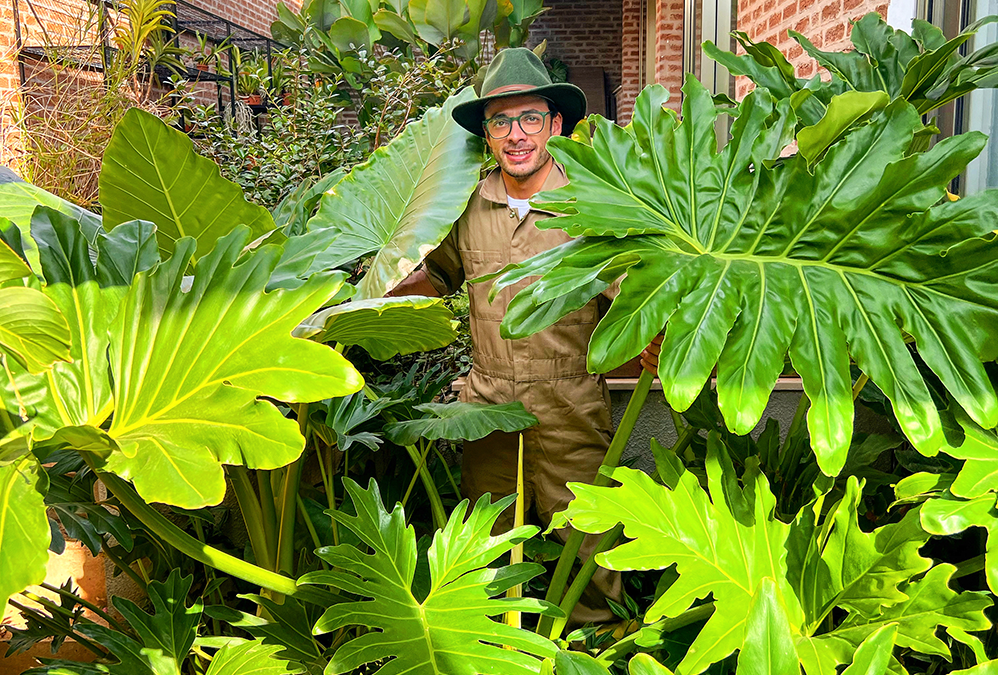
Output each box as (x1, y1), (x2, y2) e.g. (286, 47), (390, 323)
(233, 46), (265, 105)
(191, 34), (229, 74)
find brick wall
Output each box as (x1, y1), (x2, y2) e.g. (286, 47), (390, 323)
(655, 0), (685, 111)
(619, 0), (641, 121)
(525, 0), (623, 113)
(735, 0), (890, 97)
(1, 0), (294, 171)
(188, 0), (301, 39)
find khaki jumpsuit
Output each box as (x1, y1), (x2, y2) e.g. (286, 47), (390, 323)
(424, 164), (622, 625)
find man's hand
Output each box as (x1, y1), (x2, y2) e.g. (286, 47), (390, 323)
(386, 268), (441, 298)
(640, 334), (663, 375)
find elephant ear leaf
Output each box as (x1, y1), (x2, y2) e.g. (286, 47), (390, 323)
(299, 478), (558, 675)
(97, 227), (364, 509)
(735, 578), (799, 675)
(205, 639), (306, 675)
(384, 401), (539, 446)
(306, 88), (485, 300)
(490, 79), (998, 476)
(100, 108), (275, 261)
(0, 457), (49, 610)
(0, 235), (70, 374)
(294, 296), (458, 359)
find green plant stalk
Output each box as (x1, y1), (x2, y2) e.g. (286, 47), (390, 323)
(537, 368), (654, 637)
(228, 465), (275, 571)
(953, 553), (986, 579)
(101, 539), (148, 591)
(432, 442), (461, 498)
(316, 443), (340, 546)
(365, 383), (449, 530)
(257, 467), (279, 566)
(548, 522), (625, 640)
(593, 602), (715, 666)
(297, 494), (330, 570)
(40, 582), (127, 632)
(7, 599), (108, 658)
(275, 404), (307, 576)
(97, 470), (310, 599)
(401, 439), (431, 509)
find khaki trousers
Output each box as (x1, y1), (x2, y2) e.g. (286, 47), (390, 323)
(459, 375), (623, 626)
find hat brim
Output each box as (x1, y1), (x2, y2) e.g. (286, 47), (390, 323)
(451, 83), (588, 138)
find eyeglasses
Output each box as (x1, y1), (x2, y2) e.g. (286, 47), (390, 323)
(483, 111), (552, 139)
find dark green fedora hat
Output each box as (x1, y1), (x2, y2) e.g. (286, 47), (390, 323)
(452, 47), (587, 138)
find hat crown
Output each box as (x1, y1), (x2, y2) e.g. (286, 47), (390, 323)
(481, 48), (553, 97)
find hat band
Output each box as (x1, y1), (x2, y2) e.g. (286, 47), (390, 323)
(483, 83), (542, 98)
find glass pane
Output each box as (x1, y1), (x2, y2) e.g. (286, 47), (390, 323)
(964, 0), (998, 195)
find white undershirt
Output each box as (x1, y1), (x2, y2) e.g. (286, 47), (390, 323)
(507, 196), (532, 219)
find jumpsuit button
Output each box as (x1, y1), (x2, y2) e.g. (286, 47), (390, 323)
(509, 211), (516, 218)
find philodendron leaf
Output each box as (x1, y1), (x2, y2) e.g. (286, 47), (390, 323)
(294, 296), (458, 359)
(99, 108), (275, 261)
(736, 578), (799, 675)
(801, 564), (992, 671)
(920, 493), (998, 594)
(111, 569), (201, 673)
(486, 80), (998, 476)
(552, 432), (990, 674)
(0, 180), (102, 272)
(0, 236), (70, 373)
(944, 404), (998, 499)
(384, 401), (539, 446)
(840, 624), (898, 675)
(97, 227), (364, 508)
(1, 209), (148, 455)
(299, 478), (559, 674)
(0, 457), (49, 609)
(205, 639), (305, 675)
(553, 651), (612, 674)
(550, 434), (796, 674)
(628, 653), (674, 675)
(306, 88), (484, 299)
(797, 90), (890, 166)
(951, 661), (998, 675)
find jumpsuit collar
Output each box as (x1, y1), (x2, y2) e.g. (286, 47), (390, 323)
(479, 162), (569, 215)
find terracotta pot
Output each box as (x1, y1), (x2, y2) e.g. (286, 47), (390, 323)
(282, 91), (293, 106)
(195, 62), (210, 72)
(242, 94), (262, 106)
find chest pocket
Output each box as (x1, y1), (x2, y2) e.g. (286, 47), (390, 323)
(461, 249), (507, 322)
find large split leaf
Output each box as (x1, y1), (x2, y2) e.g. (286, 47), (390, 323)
(384, 401), (539, 446)
(704, 12), (998, 128)
(205, 639), (306, 675)
(0, 457), (49, 609)
(552, 433), (991, 674)
(99, 108), (275, 261)
(0, 209), (148, 452)
(294, 296), (458, 359)
(0, 236), (70, 373)
(921, 493), (998, 594)
(111, 569), (202, 673)
(306, 88), (484, 299)
(95, 227), (363, 508)
(0, 181), (102, 272)
(485, 80), (998, 475)
(551, 435), (797, 674)
(735, 578), (799, 675)
(299, 478), (558, 674)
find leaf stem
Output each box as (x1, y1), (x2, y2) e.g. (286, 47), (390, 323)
(97, 470), (317, 601)
(593, 602), (715, 666)
(297, 494), (330, 570)
(40, 582), (127, 632)
(101, 540), (148, 591)
(852, 373), (869, 400)
(953, 553), (986, 579)
(276, 405), (306, 576)
(548, 523), (625, 640)
(257, 468), (279, 567)
(227, 465), (274, 571)
(538, 368), (654, 637)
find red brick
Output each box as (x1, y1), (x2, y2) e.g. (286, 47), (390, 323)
(825, 22), (846, 43)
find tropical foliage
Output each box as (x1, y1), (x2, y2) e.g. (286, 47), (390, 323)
(4, 11), (998, 675)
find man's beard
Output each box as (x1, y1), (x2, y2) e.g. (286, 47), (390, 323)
(495, 142), (552, 179)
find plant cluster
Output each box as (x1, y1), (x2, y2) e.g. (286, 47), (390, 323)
(3, 11), (998, 675)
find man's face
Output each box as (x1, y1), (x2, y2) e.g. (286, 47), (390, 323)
(483, 94), (563, 180)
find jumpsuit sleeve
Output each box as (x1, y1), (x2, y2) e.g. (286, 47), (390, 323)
(423, 225), (464, 296)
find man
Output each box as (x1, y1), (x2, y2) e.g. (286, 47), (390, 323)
(391, 47), (621, 625)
